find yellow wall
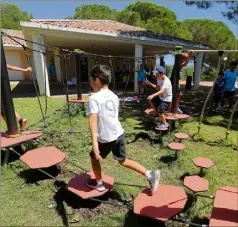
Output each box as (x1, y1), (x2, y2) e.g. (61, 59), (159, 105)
(4, 48), (33, 80)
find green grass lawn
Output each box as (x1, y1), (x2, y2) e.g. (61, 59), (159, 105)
(1, 89), (238, 227)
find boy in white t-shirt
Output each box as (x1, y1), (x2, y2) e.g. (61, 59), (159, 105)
(146, 66), (172, 129)
(86, 64), (161, 194)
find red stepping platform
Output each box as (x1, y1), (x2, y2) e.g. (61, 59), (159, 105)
(1, 131), (43, 148)
(173, 133), (189, 140)
(67, 172), (114, 199)
(210, 186), (238, 226)
(175, 114), (190, 119)
(168, 142), (185, 151)
(134, 184), (187, 221)
(155, 127), (168, 131)
(20, 146), (66, 169)
(165, 116), (178, 121)
(193, 157), (215, 169)
(68, 98), (88, 103)
(144, 108), (156, 115)
(184, 175), (209, 192)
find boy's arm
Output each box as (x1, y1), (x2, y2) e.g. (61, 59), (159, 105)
(89, 113), (102, 160)
(7, 64), (32, 72)
(148, 88), (165, 100)
(181, 51), (193, 68)
(87, 99), (102, 160)
(145, 79), (156, 89)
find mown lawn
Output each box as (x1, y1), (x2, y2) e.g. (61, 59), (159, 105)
(1, 87), (238, 227)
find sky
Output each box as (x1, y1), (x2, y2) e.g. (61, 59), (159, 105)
(4, 0), (238, 65)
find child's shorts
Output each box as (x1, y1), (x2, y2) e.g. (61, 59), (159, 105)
(90, 134), (126, 161)
(137, 81), (145, 86)
(152, 96), (170, 114)
(213, 95), (222, 103)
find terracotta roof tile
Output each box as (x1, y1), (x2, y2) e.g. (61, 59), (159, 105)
(30, 20), (206, 47)
(2, 29), (26, 47)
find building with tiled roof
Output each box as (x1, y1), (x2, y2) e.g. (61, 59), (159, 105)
(4, 19), (208, 93)
(2, 29), (32, 81)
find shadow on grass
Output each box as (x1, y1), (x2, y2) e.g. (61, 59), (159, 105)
(54, 183), (129, 227)
(18, 165), (61, 184)
(127, 132), (160, 144)
(53, 183), (101, 227)
(159, 155), (178, 165)
(1, 147), (21, 166)
(123, 210), (166, 227)
(190, 216), (210, 227)
(182, 193), (197, 214)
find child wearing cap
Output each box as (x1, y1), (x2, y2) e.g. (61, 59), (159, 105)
(146, 66), (172, 129)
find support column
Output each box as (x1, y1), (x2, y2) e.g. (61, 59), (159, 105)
(134, 44), (143, 93)
(160, 56), (165, 67)
(32, 34), (50, 96)
(194, 53), (204, 90)
(155, 55), (160, 66)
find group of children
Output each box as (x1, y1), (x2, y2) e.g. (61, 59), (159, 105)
(211, 61), (238, 113)
(85, 51), (195, 194)
(86, 55), (237, 195)
(2, 54), (237, 196)
(135, 51), (193, 128)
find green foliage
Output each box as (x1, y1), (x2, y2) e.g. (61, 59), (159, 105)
(185, 1), (238, 24)
(183, 19), (237, 66)
(73, 4), (117, 20)
(181, 67), (194, 80)
(1, 3), (33, 30)
(70, 2), (193, 40)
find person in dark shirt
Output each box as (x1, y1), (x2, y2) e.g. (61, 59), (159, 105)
(210, 71), (225, 112)
(170, 51), (193, 113)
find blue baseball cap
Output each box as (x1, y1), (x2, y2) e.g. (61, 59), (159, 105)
(152, 65), (166, 75)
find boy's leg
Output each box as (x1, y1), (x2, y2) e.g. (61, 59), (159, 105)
(158, 113), (167, 125)
(176, 92), (182, 108)
(156, 101), (169, 127)
(113, 134), (161, 194)
(90, 157), (102, 181)
(15, 112), (28, 130)
(228, 92), (234, 109)
(148, 98), (157, 112)
(87, 142), (112, 191)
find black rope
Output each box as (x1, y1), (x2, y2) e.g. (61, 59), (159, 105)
(21, 46), (46, 127)
(108, 57), (116, 92)
(63, 55), (73, 132)
(122, 60), (133, 106)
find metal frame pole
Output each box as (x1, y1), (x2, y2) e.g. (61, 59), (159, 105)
(1, 37), (19, 136)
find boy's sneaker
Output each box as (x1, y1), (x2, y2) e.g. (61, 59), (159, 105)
(147, 170), (161, 195)
(19, 118), (28, 130)
(86, 179), (106, 192)
(177, 107), (183, 114)
(157, 123), (168, 129)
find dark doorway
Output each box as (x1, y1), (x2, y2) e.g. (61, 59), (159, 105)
(80, 57), (88, 82)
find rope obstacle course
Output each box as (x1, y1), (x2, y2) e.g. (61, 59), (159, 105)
(1, 32), (238, 226)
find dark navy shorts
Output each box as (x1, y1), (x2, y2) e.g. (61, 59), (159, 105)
(152, 97), (170, 114)
(90, 134), (126, 161)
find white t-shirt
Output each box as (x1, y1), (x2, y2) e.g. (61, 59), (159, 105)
(86, 89), (124, 143)
(157, 76), (172, 102)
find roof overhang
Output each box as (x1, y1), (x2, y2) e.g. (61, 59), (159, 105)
(20, 21), (210, 56)
(3, 44), (23, 50)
